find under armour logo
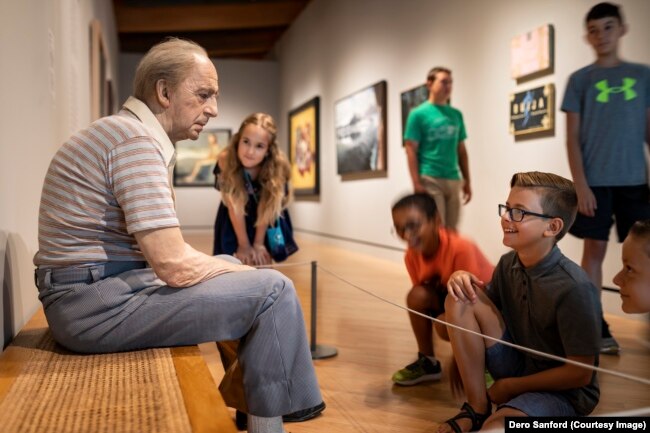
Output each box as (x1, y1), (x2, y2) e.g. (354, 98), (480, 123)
(595, 78), (637, 103)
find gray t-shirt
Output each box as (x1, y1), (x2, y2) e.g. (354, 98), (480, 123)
(561, 61), (650, 187)
(487, 246), (601, 415)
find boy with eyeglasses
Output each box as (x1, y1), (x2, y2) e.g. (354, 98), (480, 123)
(437, 172), (600, 433)
(561, 1), (650, 355)
(390, 193), (493, 386)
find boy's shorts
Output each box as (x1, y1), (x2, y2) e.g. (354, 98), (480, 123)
(485, 331), (576, 416)
(569, 185), (650, 242)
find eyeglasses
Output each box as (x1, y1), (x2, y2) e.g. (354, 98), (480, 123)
(498, 204), (554, 222)
(391, 221), (423, 239)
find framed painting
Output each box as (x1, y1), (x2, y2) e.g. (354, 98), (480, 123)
(400, 84), (428, 146)
(90, 19), (116, 120)
(289, 97), (320, 196)
(173, 129), (231, 187)
(510, 24), (554, 82)
(335, 80), (387, 180)
(509, 83), (555, 137)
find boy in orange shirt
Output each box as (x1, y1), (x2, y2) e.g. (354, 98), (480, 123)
(391, 193), (493, 385)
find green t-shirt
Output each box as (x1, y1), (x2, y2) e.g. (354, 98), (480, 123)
(404, 102), (467, 179)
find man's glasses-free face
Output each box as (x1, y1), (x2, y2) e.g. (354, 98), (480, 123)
(498, 204), (554, 222)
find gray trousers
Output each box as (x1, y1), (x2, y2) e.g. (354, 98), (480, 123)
(35, 257), (322, 417)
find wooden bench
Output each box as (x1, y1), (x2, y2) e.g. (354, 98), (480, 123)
(0, 308), (237, 433)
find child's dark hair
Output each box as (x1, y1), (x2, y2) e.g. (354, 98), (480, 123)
(628, 219), (650, 257)
(586, 2), (623, 25)
(392, 193), (438, 220)
(510, 172), (577, 241)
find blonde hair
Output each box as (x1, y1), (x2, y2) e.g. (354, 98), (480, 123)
(219, 113), (291, 227)
(510, 171), (577, 241)
(133, 38), (208, 102)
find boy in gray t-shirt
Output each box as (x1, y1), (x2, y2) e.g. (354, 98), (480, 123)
(437, 172), (600, 433)
(561, 1), (650, 355)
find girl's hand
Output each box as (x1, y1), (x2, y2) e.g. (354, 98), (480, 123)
(252, 243), (272, 266)
(447, 271), (485, 303)
(234, 245), (256, 265)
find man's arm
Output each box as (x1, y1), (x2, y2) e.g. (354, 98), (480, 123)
(566, 111), (596, 216)
(134, 226), (252, 288)
(457, 140), (471, 204)
(405, 140), (424, 192)
(488, 355), (595, 405)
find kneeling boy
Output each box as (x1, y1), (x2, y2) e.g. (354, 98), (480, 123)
(439, 172), (600, 433)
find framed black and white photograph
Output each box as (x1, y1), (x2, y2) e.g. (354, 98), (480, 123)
(400, 84), (428, 146)
(335, 80), (387, 180)
(173, 129), (231, 187)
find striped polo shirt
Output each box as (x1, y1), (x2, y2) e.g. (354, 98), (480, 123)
(34, 98), (179, 267)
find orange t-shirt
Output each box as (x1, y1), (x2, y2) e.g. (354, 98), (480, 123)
(404, 228), (494, 287)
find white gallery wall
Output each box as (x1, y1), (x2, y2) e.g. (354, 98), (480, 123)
(274, 0), (650, 315)
(0, 0), (119, 346)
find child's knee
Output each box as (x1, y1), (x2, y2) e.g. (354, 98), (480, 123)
(406, 284), (432, 309)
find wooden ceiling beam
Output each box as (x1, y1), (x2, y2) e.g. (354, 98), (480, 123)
(118, 28), (284, 58)
(115, 1), (308, 33)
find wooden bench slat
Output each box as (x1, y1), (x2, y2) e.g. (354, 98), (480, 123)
(0, 308), (237, 433)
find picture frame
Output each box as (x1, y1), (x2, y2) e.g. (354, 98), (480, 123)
(335, 80), (387, 180)
(90, 19), (116, 120)
(400, 84), (429, 146)
(509, 83), (555, 138)
(173, 128), (231, 187)
(288, 96), (320, 197)
(510, 24), (554, 82)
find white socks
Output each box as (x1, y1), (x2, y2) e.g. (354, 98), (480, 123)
(247, 415), (286, 433)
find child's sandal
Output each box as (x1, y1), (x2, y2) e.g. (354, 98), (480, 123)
(443, 402), (492, 433)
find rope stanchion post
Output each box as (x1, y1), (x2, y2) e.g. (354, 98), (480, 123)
(309, 260), (337, 360)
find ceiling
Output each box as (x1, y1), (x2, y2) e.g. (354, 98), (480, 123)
(112, 0), (311, 60)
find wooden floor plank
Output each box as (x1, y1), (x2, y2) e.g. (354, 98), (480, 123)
(187, 230), (650, 432)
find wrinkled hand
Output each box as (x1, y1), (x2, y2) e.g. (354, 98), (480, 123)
(575, 182), (596, 217)
(487, 378), (516, 405)
(447, 271), (485, 304)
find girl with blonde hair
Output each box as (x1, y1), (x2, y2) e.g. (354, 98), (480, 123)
(213, 112), (294, 265)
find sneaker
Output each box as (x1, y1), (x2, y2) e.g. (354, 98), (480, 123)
(391, 353), (442, 385)
(235, 402), (326, 431)
(600, 336), (620, 355)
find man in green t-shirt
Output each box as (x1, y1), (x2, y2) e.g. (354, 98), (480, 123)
(404, 67), (471, 230)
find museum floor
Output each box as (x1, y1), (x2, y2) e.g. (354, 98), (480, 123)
(184, 230), (650, 433)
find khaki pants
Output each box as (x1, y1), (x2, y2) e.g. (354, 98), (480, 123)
(421, 175), (462, 230)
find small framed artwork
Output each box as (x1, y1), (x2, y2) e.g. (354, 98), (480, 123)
(509, 83), (555, 137)
(400, 84), (429, 146)
(510, 24), (554, 82)
(173, 129), (231, 187)
(90, 20), (110, 120)
(335, 80), (387, 180)
(288, 97), (320, 197)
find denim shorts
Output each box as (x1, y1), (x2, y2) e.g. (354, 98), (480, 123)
(485, 331), (576, 416)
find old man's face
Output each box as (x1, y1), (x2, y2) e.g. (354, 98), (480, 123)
(167, 54), (219, 142)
